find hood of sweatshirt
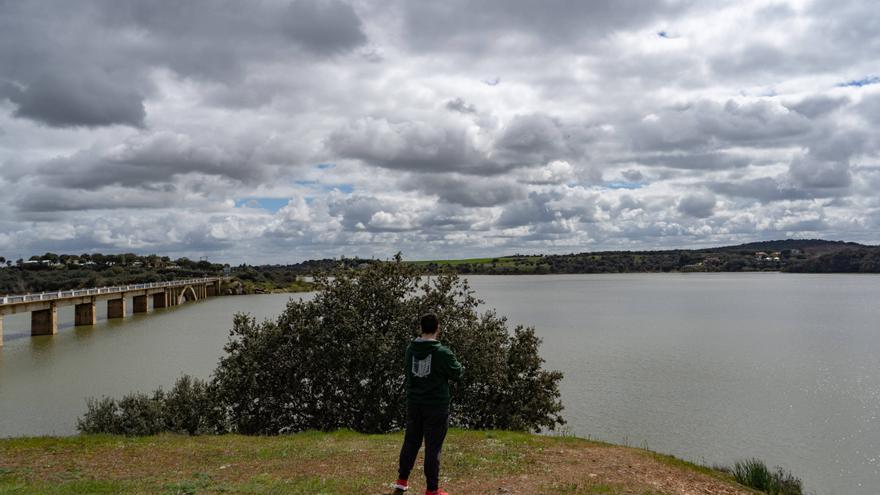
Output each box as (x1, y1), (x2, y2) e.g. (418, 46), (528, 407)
(410, 338), (441, 359)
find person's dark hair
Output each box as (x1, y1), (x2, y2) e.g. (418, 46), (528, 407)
(420, 313), (439, 334)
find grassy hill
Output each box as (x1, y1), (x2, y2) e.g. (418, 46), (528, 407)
(409, 239), (880, 274)
(0, 430), (754, 495)
(713, 239), (867, 253)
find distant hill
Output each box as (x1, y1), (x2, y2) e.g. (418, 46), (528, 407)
(713, 239), (870, 253)
(408, 239), (880, 275)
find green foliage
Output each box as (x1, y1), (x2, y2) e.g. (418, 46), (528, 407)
(78, 392), (165, 436)
(0, 254), (223, 295)
(78, 256), (564, 436)
(732, 458), (803, 495)
(213, 254), (565, 434)
(785, 248), (880, 273)
(409, 239), (879, 275)
(162, 375), (226, 435)
(77, 376), (221, 436)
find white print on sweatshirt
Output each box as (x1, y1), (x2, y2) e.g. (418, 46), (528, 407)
(412, 354), (432, 378)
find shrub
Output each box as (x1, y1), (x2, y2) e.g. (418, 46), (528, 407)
(80, 255), (565, 436)
(78, 376), (221, 435)
(77, 397), (119, 434)
(78, 392), (165, 436)
(213, 254), (565, 434)
(733, 458), (773, 491)
(732, 458), (803, 495)
(163, 375), (225, 435)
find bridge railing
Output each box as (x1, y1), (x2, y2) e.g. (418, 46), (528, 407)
(0, 278), (221, 305)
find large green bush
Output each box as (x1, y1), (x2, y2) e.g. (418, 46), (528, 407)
(79, 255), (564, 435)
(213, 255), (564, 434)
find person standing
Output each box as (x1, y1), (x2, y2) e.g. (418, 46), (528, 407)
(391, 313), (464, 495)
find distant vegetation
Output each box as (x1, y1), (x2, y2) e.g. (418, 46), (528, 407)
(3, 239), (877, 296)
(410, 239), (880, 275)
(0, 252), (313, 296)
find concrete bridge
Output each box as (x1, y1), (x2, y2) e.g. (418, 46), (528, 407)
(0, 277), (225, 346)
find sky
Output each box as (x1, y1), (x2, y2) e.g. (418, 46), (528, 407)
(1, 0), (879, 264)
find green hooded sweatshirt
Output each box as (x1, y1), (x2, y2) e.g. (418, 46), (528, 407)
(405, 338), (464, 407)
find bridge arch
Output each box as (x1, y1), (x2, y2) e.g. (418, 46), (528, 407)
(179, 286), (198, 303)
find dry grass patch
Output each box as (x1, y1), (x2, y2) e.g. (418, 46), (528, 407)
(0, 430), (753, 495)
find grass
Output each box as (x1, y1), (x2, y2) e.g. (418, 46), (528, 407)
(0, 430), (753, 495)
(732, 458), (803, 495)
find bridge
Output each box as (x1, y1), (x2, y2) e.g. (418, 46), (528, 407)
(0, 277), (225, 346)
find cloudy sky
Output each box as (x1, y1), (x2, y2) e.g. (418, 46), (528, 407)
(1, 0), (878, 263)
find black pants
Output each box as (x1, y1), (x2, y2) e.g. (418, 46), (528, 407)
(398, 403), (450, 491)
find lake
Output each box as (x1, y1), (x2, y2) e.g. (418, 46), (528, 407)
(0, 273), (878, 494)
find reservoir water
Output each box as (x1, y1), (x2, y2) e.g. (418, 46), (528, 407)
(0, 273), (878, 494)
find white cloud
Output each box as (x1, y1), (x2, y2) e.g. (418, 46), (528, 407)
(1, 0), (878, 262)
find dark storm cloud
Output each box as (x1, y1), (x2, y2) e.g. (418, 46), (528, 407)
(0, 0), (366, 127)
(677, 192), (716, 218)
(400, 174), (526, 207)
(402, 0), (690, 51)
(4, 75), (146, 128)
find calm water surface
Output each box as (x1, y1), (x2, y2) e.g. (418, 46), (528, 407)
(1, 273), (878, 494)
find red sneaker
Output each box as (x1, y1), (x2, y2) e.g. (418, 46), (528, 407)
(391, 479), (408, 494)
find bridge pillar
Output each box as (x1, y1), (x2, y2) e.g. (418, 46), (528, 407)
(153, 291), (168, 309)
(133, 295), (148, 313)
(32, 303), (57, 336)
(74, 301), (97, 326)
(206, 284), (216, 297)
(107, 297), (126, 319)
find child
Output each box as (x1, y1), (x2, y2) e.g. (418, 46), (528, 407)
(392, 313), (463, 495)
